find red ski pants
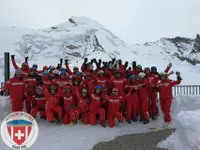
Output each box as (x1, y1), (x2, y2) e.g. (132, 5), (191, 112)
(63, 108), (76, 124)
(45, 106), (63, 122)
(75, 109), (89, 125)
(108, 111), (123, 128)
(89, 108), (105, 125)
(25, 95), (37, 114)
(31, 101), (45, 118)
(160, 98), (172, 123)
(10, 97), (23, 112)
(149, 91), (158, 117)
(138, 96), (149, 121)
(125, 98), (138, 120)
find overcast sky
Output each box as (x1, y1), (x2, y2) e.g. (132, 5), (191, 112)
(0, 0), (200, 44)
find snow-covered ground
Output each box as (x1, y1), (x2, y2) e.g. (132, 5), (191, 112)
(0, 95), (200, 150)
(0, 16), (200, 84)
(157, 96), (200, 150)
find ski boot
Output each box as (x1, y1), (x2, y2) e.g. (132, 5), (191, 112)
(77, 120), (81, 125)
(100, 123), (106, 128)
(118, 122), (124, 127)
(69, 122), (74, 126)
(127, 120), (131, 124)
(132, 118), (138, 122)
(143, 120), (150, 124)
(151, 116), (157, 120)
(140, 117), (144, 122)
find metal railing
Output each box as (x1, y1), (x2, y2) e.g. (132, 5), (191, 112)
(0, 82), (200, 96)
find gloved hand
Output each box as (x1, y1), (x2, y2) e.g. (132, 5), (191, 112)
(93, 58), (97, 63)
(84, 58), (88, 64)
(132, 61), (136, 69)
(176, 71), (182, 80)
(0, 91), (4, 96)
(168, 63), (172, 68)
(118, 59), (122, 65)
(125, 61), (128, 68)
(98, 59), (102, 64)
(65, 59), (68, 64)
(176, 71), (180, 76)
(25, 56), (28, 62)
(112, 58), (116, 64)
(11, 55), (15, 59)
(60, 58), (63, 64)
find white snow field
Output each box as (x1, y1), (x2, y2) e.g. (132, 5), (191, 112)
(0, 16), (200, 84)
(0, 95), (199, 150)
(157, 96), (200, 150)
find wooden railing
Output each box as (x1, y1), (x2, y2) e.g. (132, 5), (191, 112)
(0, 82), (200, 96)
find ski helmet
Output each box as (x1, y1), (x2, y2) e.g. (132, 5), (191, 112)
(52, 69), (60, 75)
(76, 71), (82, 75)
(136, 64), (142, 69)
(50, 66), (55, 71)
(60, 71), (67, 75)
(95, 85), (102, 89)
(32, 64), (38, 69)
(61, 67), (66, 72)
(138, 72), (146, 78)
(129, 74), (137, 79)
(151, 66), (157, 71)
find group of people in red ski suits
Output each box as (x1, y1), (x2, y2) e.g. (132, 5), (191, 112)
(0, 55), (182, 127)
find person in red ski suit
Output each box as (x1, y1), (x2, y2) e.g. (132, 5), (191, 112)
(24, 68), (38, 114)
(75, 88), (90, 124)
(96, 70), (108, 88)
(89, 86), (106, 127)
(110, 70), (127, 96)
(42, 84), (63, 123)
(0, 69), (25, 112)
(62, 85), (76, 125)
(31, 84), (46, 119)
(155, 71), (182, 123)
(137, 72), (150, 124)
(124, 75), (139, 123)
(103, 88), (124, 128)
(11, 55), (30, 77)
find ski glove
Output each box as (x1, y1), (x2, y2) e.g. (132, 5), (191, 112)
(25, 56), (28, 62)
(87, 99), (92, 105)
(153, 87), (158, 90)
(168, 63), (172, 67)
(98, 59), (102, 64)
(176, 71), (180, 76)
(132, 61), (136, 69)
(177, 76), (182, 81)
(131, 89), (136, 94)
(118, 59), (122, 65)
(11, 55), (15, 59)
(60, 58), (63, 64)
(112, 58), (116, 64)
(84, 58), (88, 64)
(65, 59), (68, 64)
(125, 61), (128, 68)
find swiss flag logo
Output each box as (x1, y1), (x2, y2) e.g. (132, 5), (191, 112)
(7, 120), (32, 145)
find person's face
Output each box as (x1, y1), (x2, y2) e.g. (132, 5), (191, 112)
(95, 88), (101, 94)
(151, 70), (157, 74)
(16, 72), (22, 78)
(22, 64), (27, 69)
(65, 88), (71, 94)
(61, 74), (66, 78)
(131, 78), (136, 82)
(82, 92), (87, 97)
(116, 72), (121, 78)
(30, 70), (35, 75)
(50, 89), (56, 95)
(99, 73), (104, 77)
(73, 68), (79, 73)
(50, 73), (56, 78)
(136, 68), (141, 72)
(160, 75), (167, 80)
(112, 90), (118, 96)
(145, 70), (150, 75)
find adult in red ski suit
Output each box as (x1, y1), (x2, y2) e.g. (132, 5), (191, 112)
(124, 75), (139, 123)
(155, 72), (182, 123)
(31, 84), (46, 118)
(89, 86), (105, 126)
(110, 70), (127, 96)
(103, 88), (124, 128)
(137, 72), (150, 124)
(96, 70), (108, 88)
(75, 89), (90, 125)
(11, 55), (29, 77)
(24, 68), (38, 114)
(42, 84), (63, 122)
(0, 69), (25, 112)
(62, 85), (76, 124)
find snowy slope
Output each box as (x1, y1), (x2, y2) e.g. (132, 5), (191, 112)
(0, 16), (200, 84)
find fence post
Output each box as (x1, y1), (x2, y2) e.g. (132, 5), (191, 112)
(4, 52), (10, 96)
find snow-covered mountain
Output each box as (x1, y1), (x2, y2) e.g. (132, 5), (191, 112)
(0, 16), (200, 84)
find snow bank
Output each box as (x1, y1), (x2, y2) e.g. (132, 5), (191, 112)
(157, 96), (200, 150)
